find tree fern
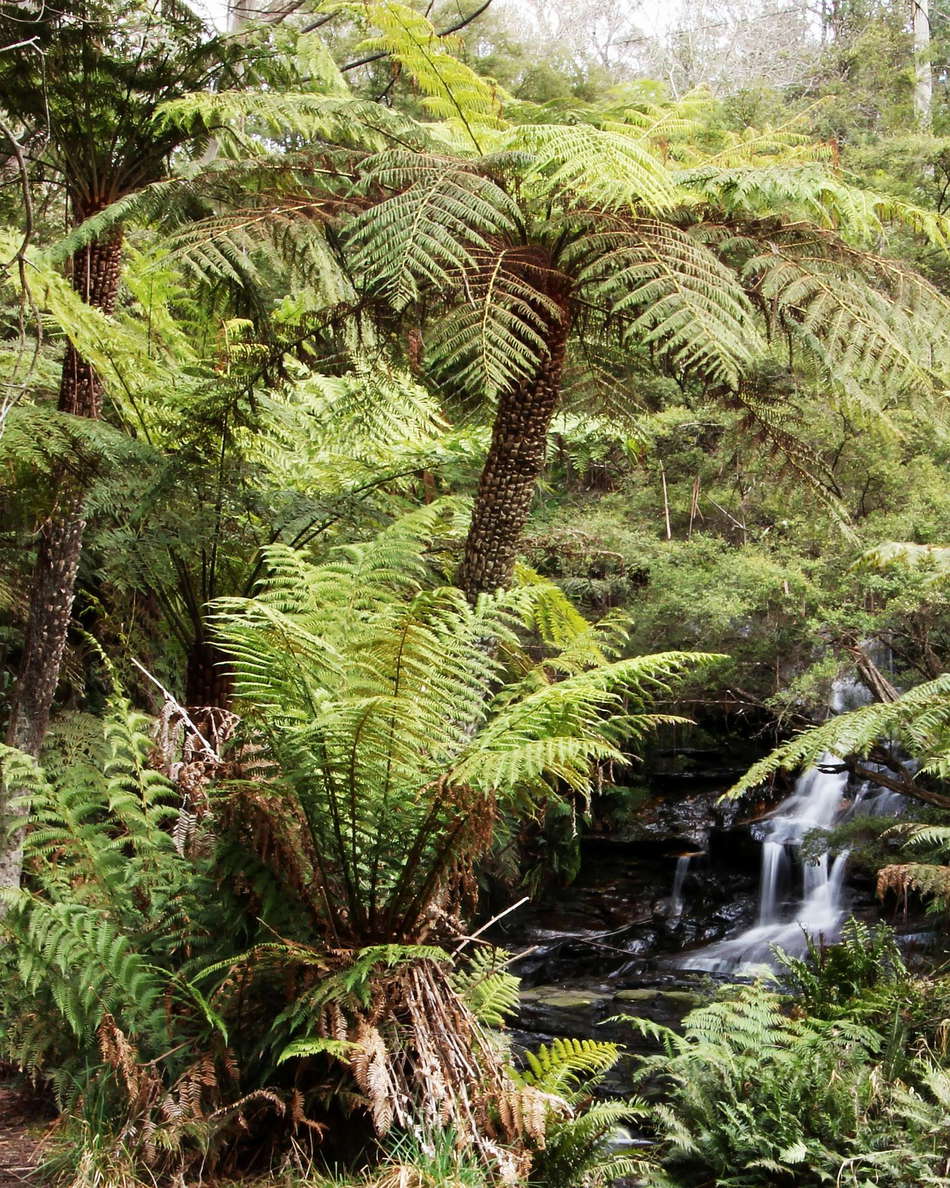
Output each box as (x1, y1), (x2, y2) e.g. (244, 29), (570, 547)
(212, 513), (715, 941)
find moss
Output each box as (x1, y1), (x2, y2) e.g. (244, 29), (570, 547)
(534, 991), (603, 1009)
(614, 989), (703, 1010)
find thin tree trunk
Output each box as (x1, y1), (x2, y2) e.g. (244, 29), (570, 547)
(457, 309), (570, 600)
(1, 224), (123, 894)
(913, 0), (932, 128)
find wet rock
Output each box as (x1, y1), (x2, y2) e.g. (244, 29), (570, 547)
(513, 977), (711, 1095)
(606, 790), (724, 850)
(517, 985), (612, 1038)
(517, 981), (707, 1046)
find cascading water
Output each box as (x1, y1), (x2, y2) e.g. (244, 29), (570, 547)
(680, 755), (902, 973)
(669, 854), (693, 919)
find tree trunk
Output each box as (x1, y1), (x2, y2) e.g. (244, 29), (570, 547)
(913, 0), (932, 129)
(457, 308), (571, 600)
(185, 635), (234, 709)
(1, 224), (123, 895)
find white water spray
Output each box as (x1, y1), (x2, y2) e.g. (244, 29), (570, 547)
(669, 854), (692, 919)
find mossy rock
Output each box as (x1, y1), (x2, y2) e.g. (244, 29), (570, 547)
(534, 991), (604, 1009)
(663, 990), (703, 1008)
(614, 988), (659, 1003)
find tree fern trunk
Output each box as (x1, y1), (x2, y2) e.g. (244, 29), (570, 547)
(185, 635), (234, 709)
(458, 309), (571, 600)
(1, 225), (123, 894)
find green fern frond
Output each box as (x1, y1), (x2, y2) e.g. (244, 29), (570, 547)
(568, 215), (760, 386)
(519, 1037), (622, 1093)
(213, 520), (710, 939)
(340, 0), (504, 144)
(726, 673), (950, 797)
(450, 946), (520, 1028)
(346, 152), (519, 309)
(277, 1037), (356, 1064)
(428, 245), (564, 399)
(739, 228), (950, 407)
(156, 89), (430, 152)
(681, 164), (950, 246)
(504, 123), (677, 211)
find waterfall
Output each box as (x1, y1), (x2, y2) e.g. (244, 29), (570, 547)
(757, 842), (785, 925)
(669, 854), (692, 919)
(680, 755), (902, 974)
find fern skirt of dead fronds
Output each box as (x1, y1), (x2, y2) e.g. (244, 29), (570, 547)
(325, 958), (546, 1184)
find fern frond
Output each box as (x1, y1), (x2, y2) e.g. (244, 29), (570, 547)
(681, 164), (950, 246)
(346, 152), (519, 309)
(726, 673), (950, 797)
(568, 214), (761, 386)
(504, 123), (677, 211)
(156, 89), (431, 152)
(519, 1037), (622, 1093)
(340, 1), (504, 144)
(428, 244), (565, 399)
(450, 946), (520, 1027)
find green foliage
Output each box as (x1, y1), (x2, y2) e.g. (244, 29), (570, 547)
(212, 508), (713, 942)
(516, 1035), (650, 1188)
(878, 818), (950, 915)
(518, 1037), (623, 1095)
(530, 1099), (650, 1188)
(4, 6), (950, 1186)
(340, 1), (504, 138)
(0, 699), (243, 1183)
(775, 918), (911, 1022)
(624, 976), (950, 1187)
(450, 946), (521, 1028)
(0, 0), (250, 211)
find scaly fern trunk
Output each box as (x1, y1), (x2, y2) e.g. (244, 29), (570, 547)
(458, 307), (571, 600)
(1, 225), (123, 895)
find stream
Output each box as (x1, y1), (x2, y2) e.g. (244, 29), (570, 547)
(491, 750), (920, 1093)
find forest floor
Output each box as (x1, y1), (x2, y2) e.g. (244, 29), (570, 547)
(0, 1086), (46, 1187)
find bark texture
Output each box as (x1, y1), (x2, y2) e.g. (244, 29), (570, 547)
(1, 225), (124, 894)
(458, 306), (571, 601)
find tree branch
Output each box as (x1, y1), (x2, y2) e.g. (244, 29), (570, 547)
(818, 758), (950, 811)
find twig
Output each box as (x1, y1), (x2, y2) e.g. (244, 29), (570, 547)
(660, 465), (672, 540)
(709, 498), (747, 535)
(129, 656), (216, 760)
(453, 895), (529, 955)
